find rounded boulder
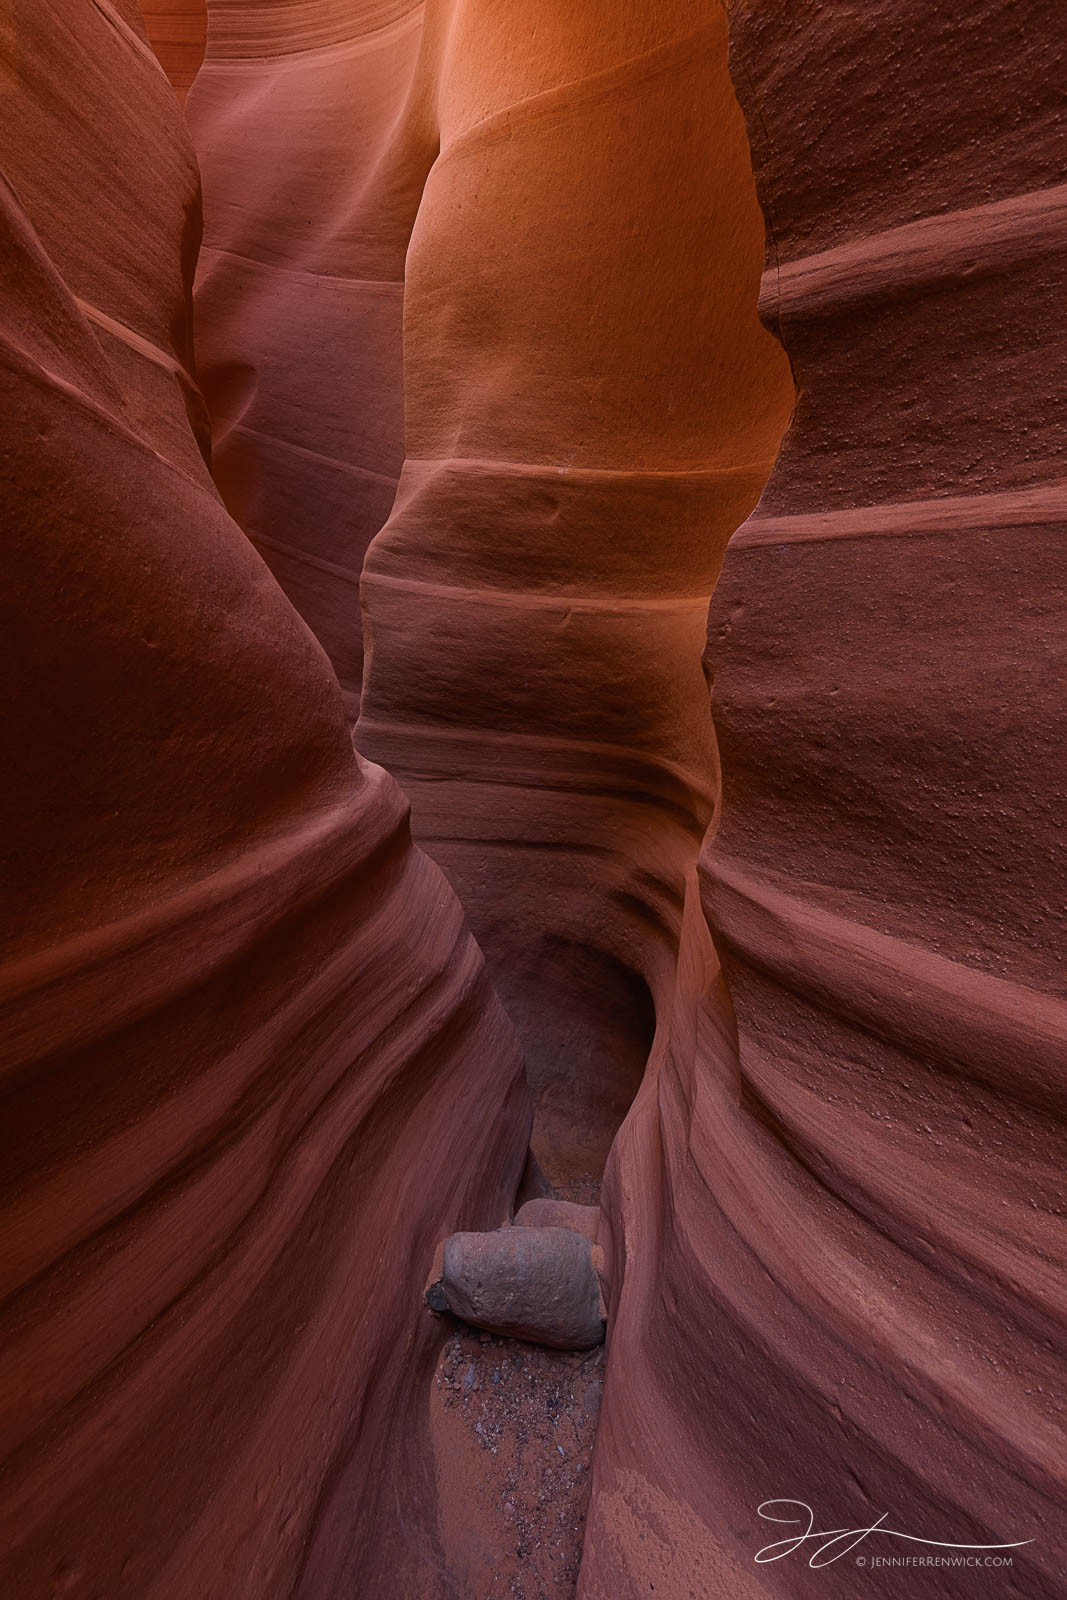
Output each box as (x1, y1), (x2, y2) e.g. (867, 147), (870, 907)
(440, 1227), (604, 1349)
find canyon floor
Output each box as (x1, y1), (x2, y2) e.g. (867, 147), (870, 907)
(430, 1194), (605, 1599)
(432, 1327), (603, 1597)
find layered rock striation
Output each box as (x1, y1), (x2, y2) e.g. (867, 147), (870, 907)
(140, 0), (206, 102)
(171, 1), (794, 1201)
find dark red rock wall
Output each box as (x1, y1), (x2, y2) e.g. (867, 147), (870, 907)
(582, 4), (1067, 1596)
(0, 5), (528, 1595)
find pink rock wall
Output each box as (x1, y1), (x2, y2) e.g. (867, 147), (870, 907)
(582, 3), (1067, 1595)
(0, 4), (528, 1595)
(171, 0), (792, 1196)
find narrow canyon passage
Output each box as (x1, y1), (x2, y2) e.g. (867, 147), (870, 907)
(354, 0), (794, 1197)
(154, 6), (793, 1594)
(3, 2), (1064, 1599)
(175, 0), (793, 1202)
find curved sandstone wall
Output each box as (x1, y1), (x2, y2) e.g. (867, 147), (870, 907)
(583, 3), (1067, 1596)
(182, 0), (439, 721)
(0, 5), (528, 1596)
(357, 0), (794, 1191)
(176, 0), (793, 1193)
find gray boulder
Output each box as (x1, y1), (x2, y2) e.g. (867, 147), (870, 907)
(438, 1226), (604, 1349)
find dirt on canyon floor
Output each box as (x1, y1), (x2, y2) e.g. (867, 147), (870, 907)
(430, 1318), (605, 1597)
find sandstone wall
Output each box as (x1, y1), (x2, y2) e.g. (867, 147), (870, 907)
(0, 5), (528, 1595)
(582, 4), (1067, 1595)
(139, 0), (205, 102)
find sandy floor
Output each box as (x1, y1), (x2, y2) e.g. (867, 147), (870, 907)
(430, 1319), (605, 1597)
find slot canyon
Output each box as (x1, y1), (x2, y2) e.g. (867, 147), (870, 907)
(1, 0), (1064, 1596)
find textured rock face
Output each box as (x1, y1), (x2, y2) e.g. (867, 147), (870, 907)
(9, 1), (1064, 1596)
(357, 1), (795, 1190)
(583, 4), (1067, 1596)
(0, 6), (528, 1596)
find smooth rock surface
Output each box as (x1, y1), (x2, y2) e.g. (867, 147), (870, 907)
(140, 0), (206, 102)
(9, 2), (1064, 1597)
(441, 1229), (604, 1351)
(176, 1), (793, 1206)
